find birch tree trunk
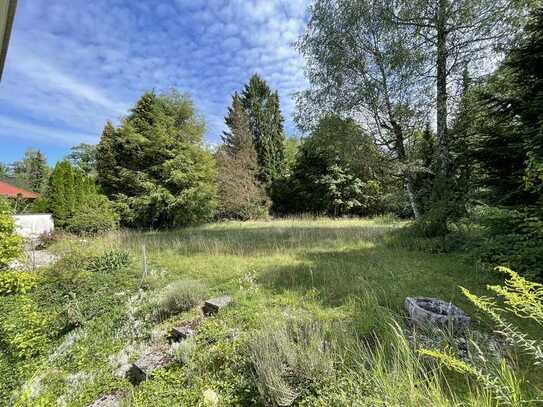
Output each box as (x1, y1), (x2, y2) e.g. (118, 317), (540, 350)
(436, 0), (449, 177)
(405, 175), (421, 220)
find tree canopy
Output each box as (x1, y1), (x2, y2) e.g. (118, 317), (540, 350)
(96, 90), (217, 228)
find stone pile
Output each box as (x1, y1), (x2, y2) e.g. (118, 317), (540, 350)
(87, 294), (233, 406)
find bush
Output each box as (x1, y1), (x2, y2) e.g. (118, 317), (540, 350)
(171, 337), (197, 365)
(35, 230), (61, 250)
(0, 296), (49, 359)
(0, 198), (23, 269)
(155, 280), (208, 320)
(0, 271), (38, 295)
(247, 317), (334, 406)
(65, 194), (119, 235)
(86, 250), (130, 273)
(42, 251), (92, 293)
(475, 207), (543, 279)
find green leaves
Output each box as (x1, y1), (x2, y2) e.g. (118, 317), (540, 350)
(96, 90), (217, 228)
(0, 198), (23, 269)
(241, 74), (286, 185)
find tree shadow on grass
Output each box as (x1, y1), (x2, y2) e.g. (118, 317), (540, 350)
(256, 235), (499, 327)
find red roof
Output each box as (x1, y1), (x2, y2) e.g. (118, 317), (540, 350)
(0, 181), (39, 199)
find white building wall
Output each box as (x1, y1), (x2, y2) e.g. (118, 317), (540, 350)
(13, 214), (54, 239)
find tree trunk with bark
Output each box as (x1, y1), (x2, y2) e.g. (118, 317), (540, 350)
(436, 0), (449, 177)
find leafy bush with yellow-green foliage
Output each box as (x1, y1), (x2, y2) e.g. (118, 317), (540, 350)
(0, 296), (49, 359)
(0, 198), (23, 269)
(0, 271), (38, 295)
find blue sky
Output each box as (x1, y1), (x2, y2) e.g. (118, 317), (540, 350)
(0, 0), (310, 165)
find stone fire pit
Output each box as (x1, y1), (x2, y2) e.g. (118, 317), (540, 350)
(404, 297), (470, 334)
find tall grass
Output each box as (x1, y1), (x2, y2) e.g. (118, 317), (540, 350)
(18, 217), (540, 405)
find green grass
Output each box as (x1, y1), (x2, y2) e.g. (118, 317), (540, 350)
(0, 217), (538, 406)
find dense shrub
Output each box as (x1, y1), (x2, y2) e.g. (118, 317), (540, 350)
(0, 271), (38, 295)
(42, 251), (92, 293)
(0, 296), (49, 359)
(155, 279), (208, 320)
(475, 207), (543, 280)
(65, 194), (119, 235)
(86, 249), (130, 273)
(0, 198), (23, 269)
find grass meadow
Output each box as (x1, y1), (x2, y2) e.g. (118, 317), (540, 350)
(2, 217), (539, 406)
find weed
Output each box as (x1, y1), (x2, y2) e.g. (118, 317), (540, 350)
(155, 279), (208, 321)
(86, 250), (130, 273)
(171, 337), (197, 365)
(247, 317), (334, 406)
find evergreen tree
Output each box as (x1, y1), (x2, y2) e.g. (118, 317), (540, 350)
(411, 123), (437, 214)
(474, 7), (543, 206)
(47, 161), (69, 225)
(96, 121), (119, 196)
(217, 93), (269, 220)
(222, 93), (252, 156)
(95, 90), (217, 228)
(241, 74), (286, 185)
(12, 149), (49, 193)
(46, 161), (98, 227)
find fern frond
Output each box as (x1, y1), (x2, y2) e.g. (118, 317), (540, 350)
(489, 267), (543, 325)
(461, 285), (543, 366)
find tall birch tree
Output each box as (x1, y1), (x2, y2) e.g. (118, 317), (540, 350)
(297, 0), (429, 219)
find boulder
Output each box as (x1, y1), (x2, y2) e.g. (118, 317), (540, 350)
(126, 346), (173, 385)
(170, 325), (194, 342)
(202, 295), (232, 316)
(404, 297), (470, 334)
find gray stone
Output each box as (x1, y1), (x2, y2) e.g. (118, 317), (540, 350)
(126, 346), (173, 385)
(202, 295), (232, 316)
(86, 392), (123, 407)
(404, 297), (470, 334)
(170, 325), (194, 342)
(9, 250), (58, 270)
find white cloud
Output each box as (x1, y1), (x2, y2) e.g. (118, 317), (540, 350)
(3, 0), (311, 154)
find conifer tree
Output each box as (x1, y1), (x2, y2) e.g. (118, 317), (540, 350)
(217, 93), (269, 219)
(96, 121), (119, 196)
(222, 93), (252, 156)
(240, 74), (286, 185)
(95, 90), (217, 228)
(12, 149), (49, 193)
(47, 161), (69, 225)
(46, 161), (99, 227)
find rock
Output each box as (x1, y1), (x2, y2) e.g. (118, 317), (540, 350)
(171, 325), (194, 342)
(202, 295), (232, 316)
(9, 250), (58, 270)
(404, 297), (470, 334)
(126, 346), (173, 385)
(86, 392), (123, 407)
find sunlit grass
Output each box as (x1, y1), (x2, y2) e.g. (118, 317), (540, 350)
(10, 217), (534, 406)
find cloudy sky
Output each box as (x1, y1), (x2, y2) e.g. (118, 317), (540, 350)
(0, 0), (310, 164)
